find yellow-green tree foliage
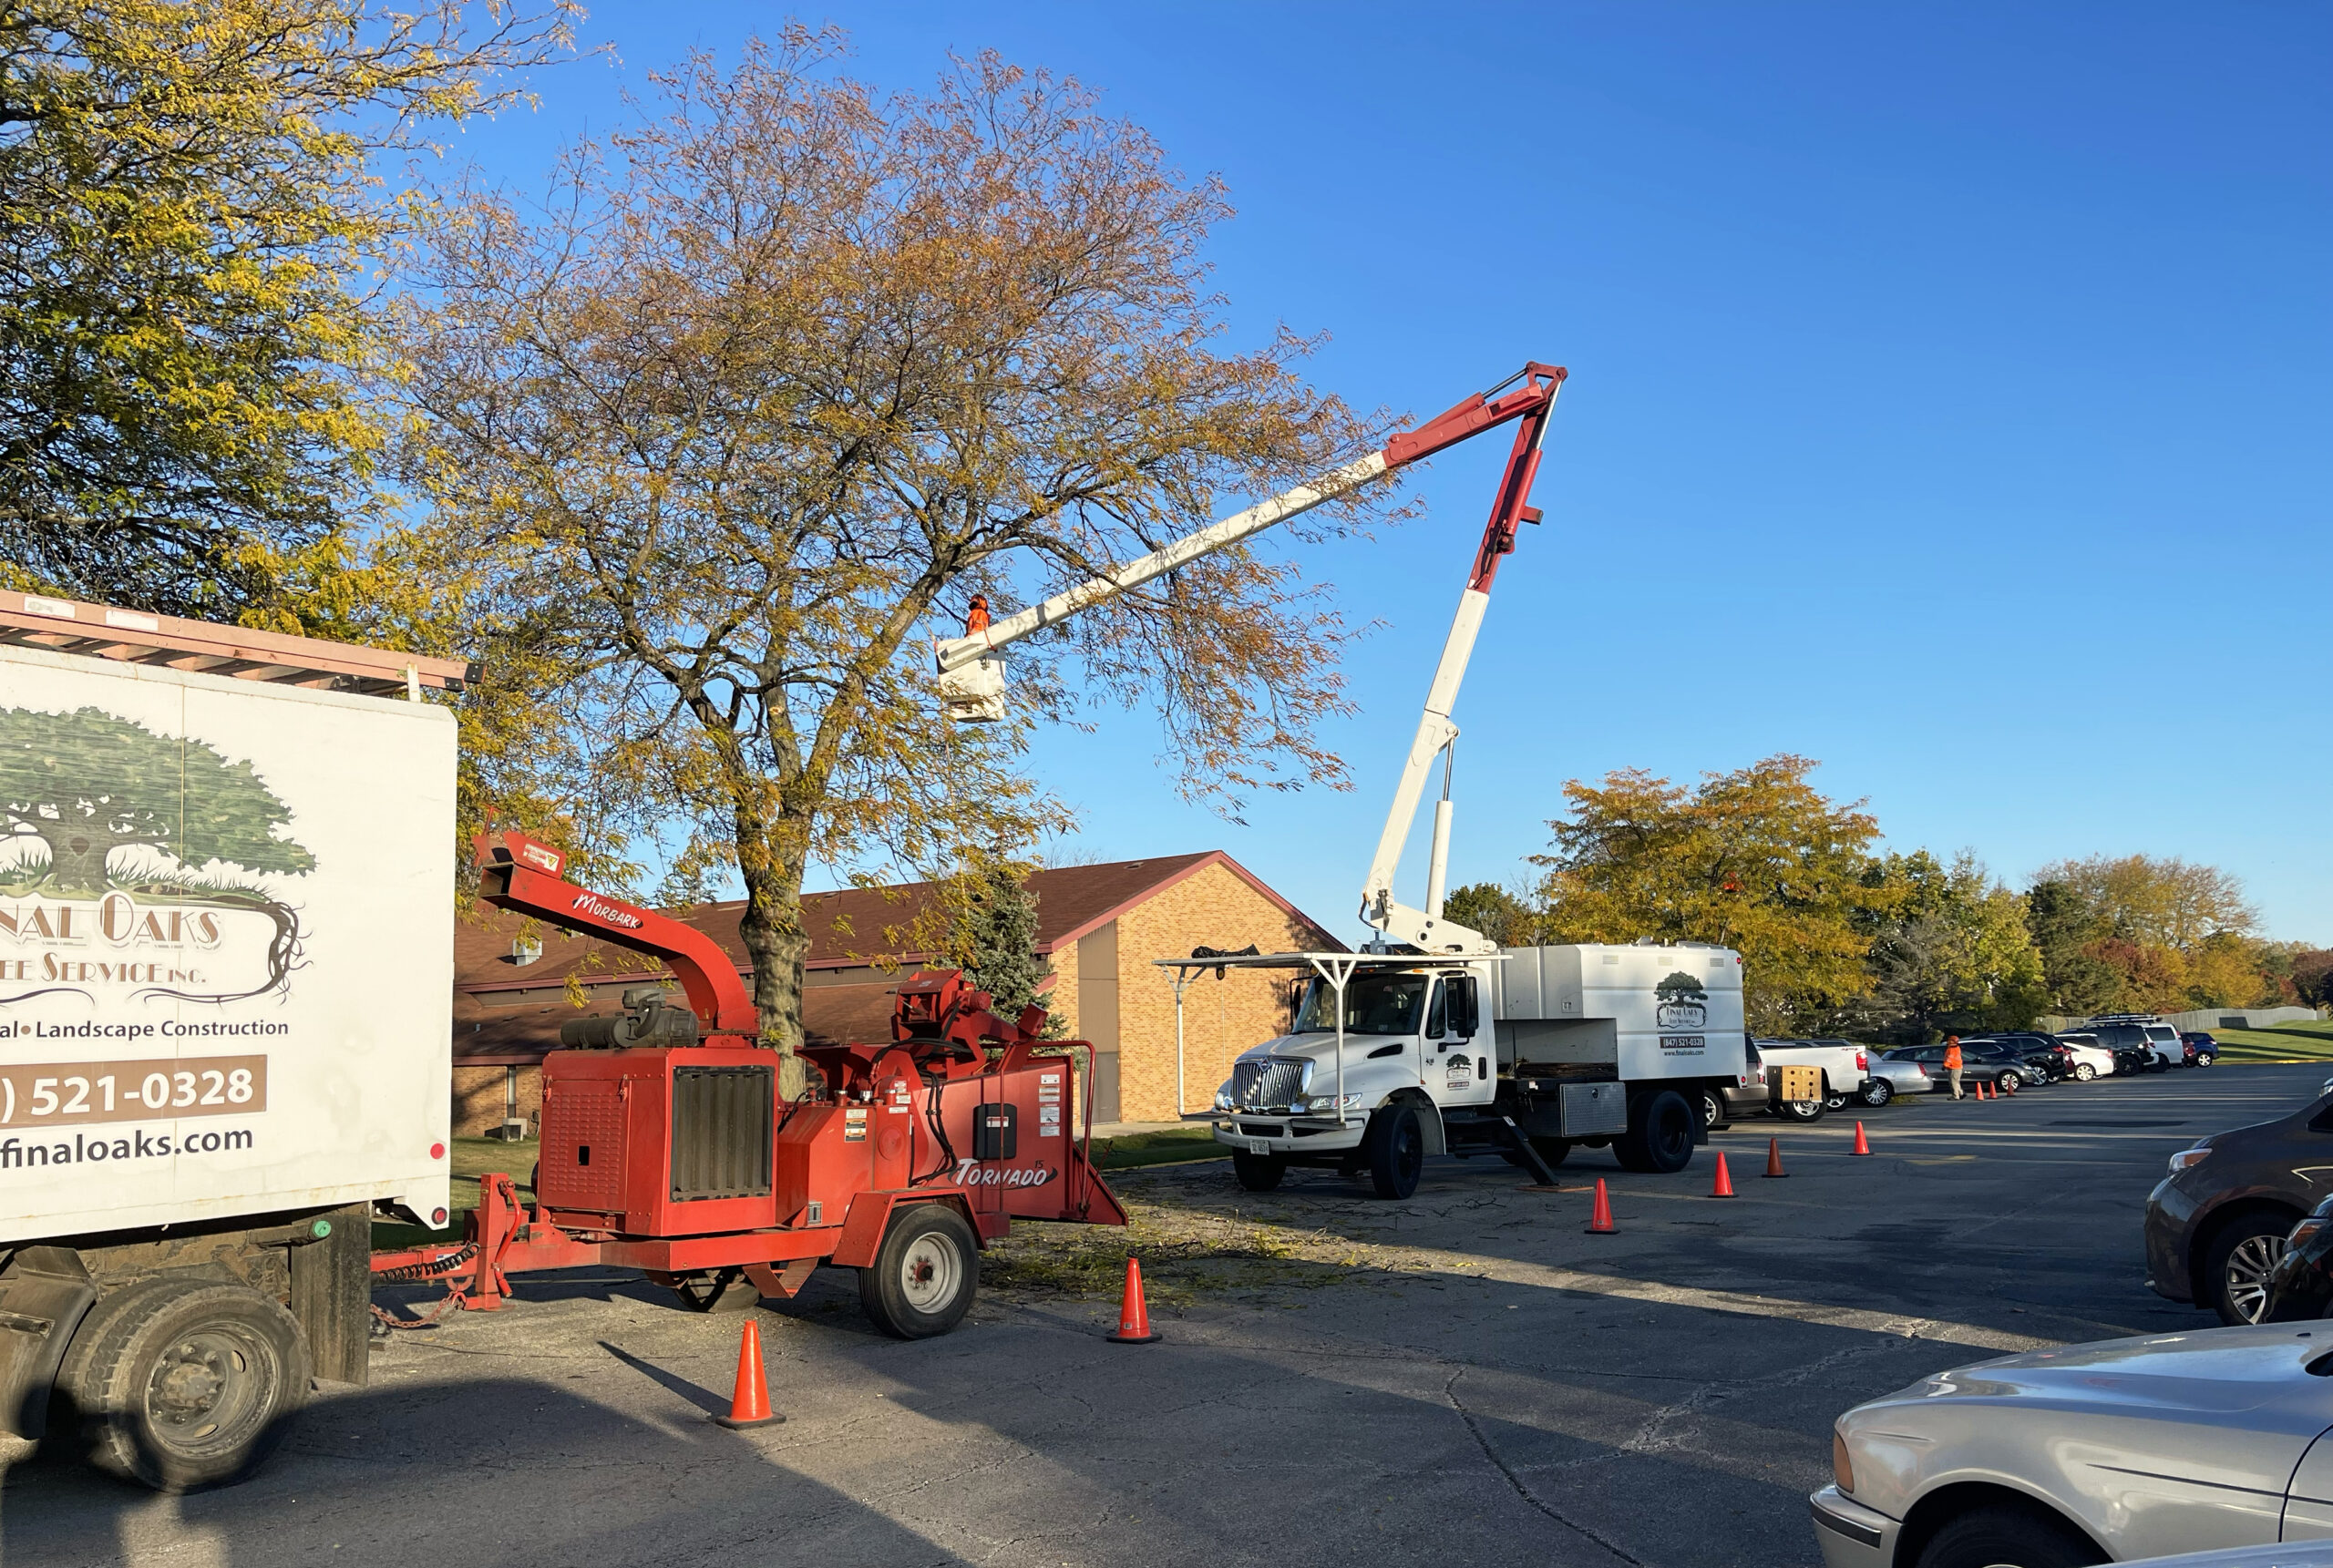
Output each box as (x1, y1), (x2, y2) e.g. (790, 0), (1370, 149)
(1851, 850), (2048, 1042)
(1530, 755), (1888, 1033)
(395, 32), (1398, 1090)
(2029, 853), (2280, 1012)
(0, 0), (571, 618)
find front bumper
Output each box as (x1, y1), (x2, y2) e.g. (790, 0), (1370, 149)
(1213, 1115), (1365, 1155)
(1809, 1486), (1895, 1568)
(2144, 1175), (2200, 1302)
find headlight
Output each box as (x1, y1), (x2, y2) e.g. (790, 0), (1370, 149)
(1213, 1085), (1236, 1112)
(2168, 1145), (2212, 1174)
(1295, 1093), (1362, 1113)
(1833, 1430), (1855, 1493)
(2291, 1216), (2328, 1249)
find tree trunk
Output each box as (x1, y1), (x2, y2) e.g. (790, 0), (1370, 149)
(37, 827), (131, 896)
(733, 805), (811, 1101)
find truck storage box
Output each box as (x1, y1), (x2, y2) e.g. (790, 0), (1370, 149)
(1491, 943), (1746, 1084)
(0, 643), (456, 1240)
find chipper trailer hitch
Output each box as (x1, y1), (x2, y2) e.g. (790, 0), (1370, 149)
(369, 831), (1129, 1337)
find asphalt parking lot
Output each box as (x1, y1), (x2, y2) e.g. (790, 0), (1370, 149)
(5, 1061), (2324, 1568)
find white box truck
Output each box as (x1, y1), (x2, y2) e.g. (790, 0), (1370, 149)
(0, 590), (463, 1490)
(1177, 940), (1749, 1197)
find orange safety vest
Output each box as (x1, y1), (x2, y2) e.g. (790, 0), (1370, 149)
(1943, 1044), (1962, 1070)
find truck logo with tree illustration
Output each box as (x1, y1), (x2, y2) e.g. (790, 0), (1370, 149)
(0, 707), (313, 1006)
(1654, 971), (1709, 1030)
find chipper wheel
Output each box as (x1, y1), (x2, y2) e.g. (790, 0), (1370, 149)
(859, 1204), (980, 1339)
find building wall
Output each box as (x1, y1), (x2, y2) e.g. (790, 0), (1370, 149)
(1113, 863), (1314, 1122)
(452, 1064), (542, 1139)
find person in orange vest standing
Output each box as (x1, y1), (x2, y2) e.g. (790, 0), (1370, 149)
(1943, 1035), (1964, 1101)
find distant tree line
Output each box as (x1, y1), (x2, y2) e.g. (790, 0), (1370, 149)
(1444, 755), (2328, 1043)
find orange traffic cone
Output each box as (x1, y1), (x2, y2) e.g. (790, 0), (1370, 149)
(1587, 1178), (1617, 1234)
(713, 1318), (782, 1429)
(1107, 1255), (1162, 1343)
(1851, 1122), (1873, 1156)
(1710, 1151), (1736, 1197)
(1763, 1137), (1789, 1178)
(1981, 1079), (1993, 1102)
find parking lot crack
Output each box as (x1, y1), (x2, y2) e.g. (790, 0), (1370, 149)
(1443, 1368), (1648, 1565)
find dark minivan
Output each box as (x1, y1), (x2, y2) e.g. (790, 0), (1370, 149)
(2144, 1087), (2333, 1323)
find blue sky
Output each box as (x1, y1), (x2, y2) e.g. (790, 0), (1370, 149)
(457, 3), (2330, 942)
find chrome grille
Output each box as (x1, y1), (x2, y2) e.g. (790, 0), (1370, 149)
(1231, 1058), (1309, 1111)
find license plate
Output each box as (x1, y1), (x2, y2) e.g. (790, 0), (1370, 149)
(1248, 1139), (1271, 1155)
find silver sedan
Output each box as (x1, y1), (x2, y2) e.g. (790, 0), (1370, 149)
(1813, 1324), (2333, 1568)
(1861, 1056), (1934, 1106)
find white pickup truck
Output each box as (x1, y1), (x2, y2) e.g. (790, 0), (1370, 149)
(1752, 1038), (1873, 1122)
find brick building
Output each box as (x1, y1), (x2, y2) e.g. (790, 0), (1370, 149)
(451, 852), (1341, 1135)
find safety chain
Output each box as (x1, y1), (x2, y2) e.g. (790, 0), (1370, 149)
(371, 1241), (482, 1332)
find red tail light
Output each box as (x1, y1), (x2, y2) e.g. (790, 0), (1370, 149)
(1855, 1051), (1867, 1071)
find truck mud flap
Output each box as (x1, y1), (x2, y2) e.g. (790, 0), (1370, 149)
(0, 1246), (98, 1440)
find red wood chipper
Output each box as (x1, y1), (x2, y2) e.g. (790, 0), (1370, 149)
(370, 831), (1129, 1337)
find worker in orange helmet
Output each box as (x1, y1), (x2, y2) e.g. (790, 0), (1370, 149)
(1943, 1034), (1964, 1101)
(965, 594), (991, 635)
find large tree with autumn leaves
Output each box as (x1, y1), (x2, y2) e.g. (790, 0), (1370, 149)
(395, 30), (1396, 1094)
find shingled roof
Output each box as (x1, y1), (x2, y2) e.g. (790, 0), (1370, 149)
(453, 850), (1335, 1064)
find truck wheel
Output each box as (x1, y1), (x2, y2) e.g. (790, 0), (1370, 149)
(859, 1204), (979, 1339)
(1364, 1103), (1424, 1199)
(1616, 1090), (1695, 1173)
(673, 1268), (761, 1313)
(53, 1277), (309, 1492)
(1232, 1152), (1286, 1192)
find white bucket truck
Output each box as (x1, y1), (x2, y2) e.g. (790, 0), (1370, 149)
(0, 590), (462, 1490)
(1175, 941), (1746, 1198)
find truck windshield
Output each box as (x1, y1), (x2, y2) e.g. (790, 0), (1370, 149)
(1293, 973), (1429, 1036)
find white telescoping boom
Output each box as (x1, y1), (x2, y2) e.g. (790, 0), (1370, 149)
(934, 361), (1567, 951)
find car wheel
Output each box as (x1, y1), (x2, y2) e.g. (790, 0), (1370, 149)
(2072, 1063), (2095, 1081)
(1860, 1079), (1893, 1108)
(1997, 1069), (2023, 1091)
(2198, 1054), (2215, 1068)
(2206, 1212), (2298, 1326)
(1364, 1102), (1424, 1199)
(1912, 1502), (2104, 1568)
(1231, 1151), (1286, 1192)
(1775, 1098), (1824, 1122)
(1616, 1089), (1696, 1173)
(1698, 1087), (1729, 1132)
(858, 1204), (979, 1339)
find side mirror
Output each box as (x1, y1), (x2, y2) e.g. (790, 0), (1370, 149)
(1450, 976), (1479, 1038)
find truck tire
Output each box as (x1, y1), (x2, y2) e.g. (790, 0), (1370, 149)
(1615, 1089), (1695, 1173)
(1232, 1152), (1286, 1192)
(673, 1268), (761, 1313)
(53, 1276), (310, 1492)
(859, 1204), (980, 1339)
(1363, 1103), (1424, 1199)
